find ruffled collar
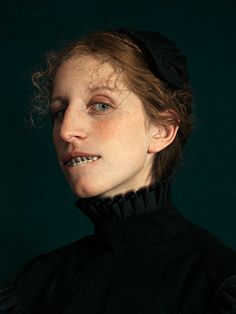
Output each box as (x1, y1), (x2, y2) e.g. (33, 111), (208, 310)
(75, 179), (172, 225)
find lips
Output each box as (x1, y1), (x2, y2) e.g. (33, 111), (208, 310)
(62, 151), (101, 165)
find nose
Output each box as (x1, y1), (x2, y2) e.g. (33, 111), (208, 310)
(58, 106), (87, 143)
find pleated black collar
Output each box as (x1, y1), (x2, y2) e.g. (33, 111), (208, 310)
(75, 179), (172, 225)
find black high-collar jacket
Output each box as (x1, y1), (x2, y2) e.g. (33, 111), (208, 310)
(0, 180), (236, 314)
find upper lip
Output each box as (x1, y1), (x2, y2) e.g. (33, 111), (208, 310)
(62, 151), (101, 165)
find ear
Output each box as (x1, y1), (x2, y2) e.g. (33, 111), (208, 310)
(147, 110), (179, 154)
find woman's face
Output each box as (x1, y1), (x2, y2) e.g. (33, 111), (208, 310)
(50, 54), (158, 198)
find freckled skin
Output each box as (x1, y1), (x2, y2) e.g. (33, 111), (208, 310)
(51, 55), (177, 198)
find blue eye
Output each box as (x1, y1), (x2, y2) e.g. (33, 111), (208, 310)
(91, 103), (111, 112)
(50, 102), (111, 121)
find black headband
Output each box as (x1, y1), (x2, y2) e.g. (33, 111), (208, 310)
(110, 28), (190, 89)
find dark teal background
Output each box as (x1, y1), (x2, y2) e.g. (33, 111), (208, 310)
(1, 0), (236, 284)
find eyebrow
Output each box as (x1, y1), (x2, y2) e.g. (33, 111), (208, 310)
(88, 85), (117, 92)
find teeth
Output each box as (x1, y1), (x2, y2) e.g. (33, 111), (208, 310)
(66, 156), (100, 167)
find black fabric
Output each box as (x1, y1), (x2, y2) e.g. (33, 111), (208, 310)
(113, 28), (190, 89)
(0, 179), (236, 314)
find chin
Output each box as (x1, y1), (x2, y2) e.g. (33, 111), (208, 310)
(70, 180), (106, 199)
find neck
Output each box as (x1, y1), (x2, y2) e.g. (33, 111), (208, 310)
(75, 179), (172, 224)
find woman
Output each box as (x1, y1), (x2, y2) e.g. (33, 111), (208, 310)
(0, 28), (235, 314)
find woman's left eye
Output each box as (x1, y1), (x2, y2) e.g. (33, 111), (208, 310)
(90, 103), (112, 112)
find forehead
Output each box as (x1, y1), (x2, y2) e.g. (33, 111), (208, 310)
(53, 55), (127, 92)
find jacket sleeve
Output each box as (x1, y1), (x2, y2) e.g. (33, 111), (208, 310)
(0, 276), (22, 313)
(0, 254), (45, 314)
(207, 273), (236, 314)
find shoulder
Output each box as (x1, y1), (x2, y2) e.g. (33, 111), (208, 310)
(183, 210), (236, 313)
(179, 209), (236, 278)
(169, 206), (236, 275)
(194, 229), (236, 313)
(184, 220), (236, 313)
(0, 235), (96, 313)
(146, 206), (236, 313)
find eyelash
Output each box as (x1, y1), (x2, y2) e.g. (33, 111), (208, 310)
(51, 102), (112, 120)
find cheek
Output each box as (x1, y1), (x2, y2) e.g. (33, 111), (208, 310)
(92, 119), (118, 141)
(95, 113), (143, 141)
(95, 115), (148, 158)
